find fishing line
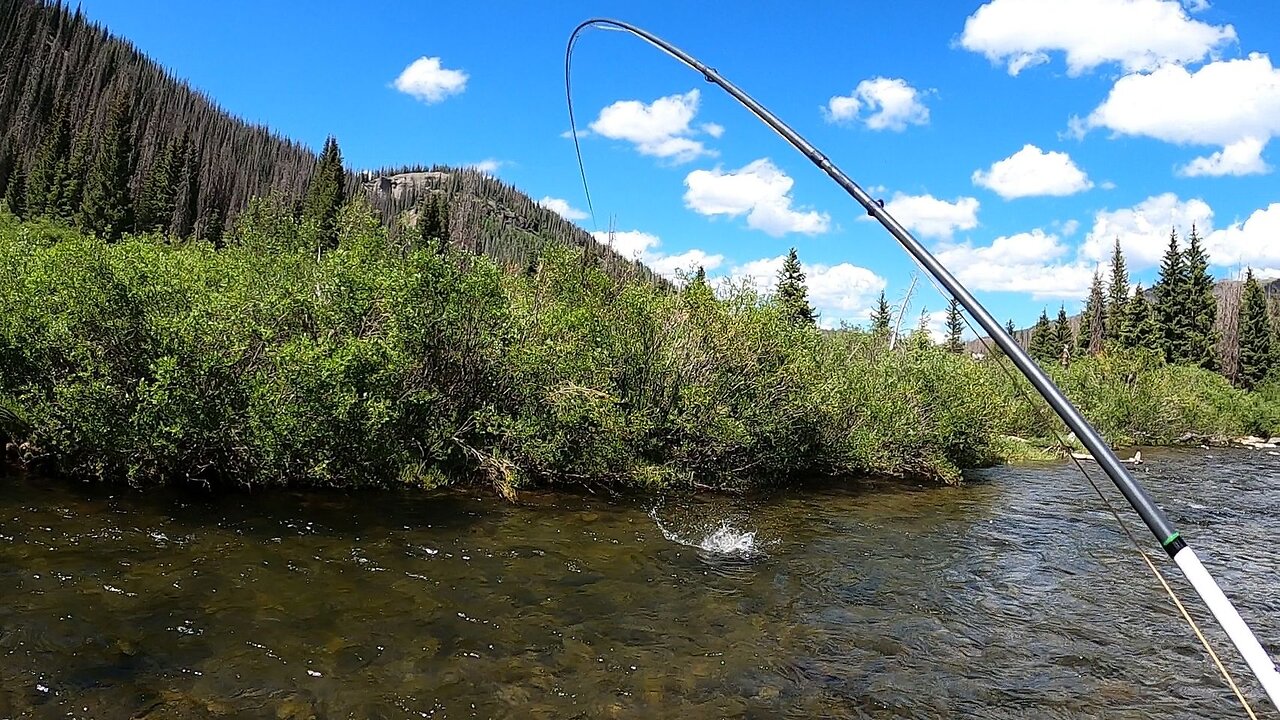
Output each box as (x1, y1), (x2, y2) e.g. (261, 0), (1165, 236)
(564, 19), (1278, 715)
(941, 283), (1260, 718)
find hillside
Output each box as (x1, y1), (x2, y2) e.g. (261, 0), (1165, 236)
(0, 0), (657, 281)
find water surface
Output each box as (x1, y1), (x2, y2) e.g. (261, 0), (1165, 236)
(2, 448), (1278, 718)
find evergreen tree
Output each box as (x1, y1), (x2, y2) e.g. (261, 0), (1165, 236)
(1237, 269), (1274, 389)
(870, 290), (892, 338)
(1076, 271), (1106, 356)
(944, 298), (965, 353)
(301, 135), (345, 249)
(1182, 224), (1219, 371)
(1105, 238), (1129, 342)
(135, 134), (184, 234)
(1053, 305), (1073, 361)
(1153, 228), (1190, 363)
(1119, 284), (1160, 351)
(692, 265), (707, 286)
(54, 124), (94, 222)
(79, 89), (136, 240)
(418, 194), (450, 253)
(171, 136), (201, 238)
(775, 247), (816, 325)
(5, 164), (27, 218)
(23, 102), (71, 218)
(1029, 308), (1054, 364)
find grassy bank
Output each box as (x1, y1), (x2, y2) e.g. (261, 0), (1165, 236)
(0, 206), (1275, 494)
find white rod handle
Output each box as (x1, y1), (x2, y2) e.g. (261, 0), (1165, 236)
(1175, 547), (1280, 708)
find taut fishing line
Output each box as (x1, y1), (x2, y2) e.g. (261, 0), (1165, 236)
(564, 18), (1275, 717)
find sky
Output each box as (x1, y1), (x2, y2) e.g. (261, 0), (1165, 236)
(78, 0), (1280, 335)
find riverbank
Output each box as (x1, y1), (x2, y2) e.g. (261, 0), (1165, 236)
(1, 206), (1277, 494)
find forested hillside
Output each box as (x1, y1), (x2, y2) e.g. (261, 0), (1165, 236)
(0, 0), (657, 280)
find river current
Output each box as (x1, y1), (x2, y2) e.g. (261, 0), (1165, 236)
(2, 448), (1278, 718)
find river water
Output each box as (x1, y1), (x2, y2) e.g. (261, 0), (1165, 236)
(2, 448), (1278, 719)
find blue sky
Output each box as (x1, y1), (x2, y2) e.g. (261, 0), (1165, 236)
(80, 0), (1280, 333)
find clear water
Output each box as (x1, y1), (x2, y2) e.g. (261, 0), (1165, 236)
(2, 448), (1278, 718)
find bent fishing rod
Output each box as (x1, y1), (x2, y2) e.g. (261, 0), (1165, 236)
(567, 18), (1280, 711)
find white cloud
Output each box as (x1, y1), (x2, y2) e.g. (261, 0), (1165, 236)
(876, 193), (980, 240)
(1204, 203), (1280, 268)
(684, 159), (830, 237)
(824, 77), (930, 131)
(393, 56), (468, 103)
(972, 144), (1094, 199)
(1178, 136), (1270, 177)
(1061, 219), (1080, 236)
(467, 159), (505, 174)
(588, 89), (717, 163)
(1244, 268), (1280, 281)
(1080, 192), (1214, 268)
(1081, 54), (1280, 175)
(935, 230), (1096, 299)
(728, 255), (887, 328)
(960, 0), (1236, 76)
(591, 229), (724, 280)
(537, 196), (588, 222)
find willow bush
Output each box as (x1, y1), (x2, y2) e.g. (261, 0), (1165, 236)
(2, 203), (1271, 493)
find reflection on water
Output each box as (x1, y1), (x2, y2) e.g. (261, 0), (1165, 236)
(1, 448), (1278, 718)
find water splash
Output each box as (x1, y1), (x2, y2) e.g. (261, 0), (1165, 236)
(650, 504), (760, 557)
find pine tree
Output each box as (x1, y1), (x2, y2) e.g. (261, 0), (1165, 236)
(1183, 224), (1219, 370)
(1237, 269), (1274, 389)
(775, 247), (816, 325)
(944, 298), (964, 353)
(23, 103), (71, 218)
(1120, 284), (1160, 351)
(1053, 305), (1073, 362)
(1105, 238), (1129, 342)
(418, 194), (450, 253)
(301, 135), (346, 250)
(79, 89), (136, 240)
(5, 165), (27, 218)
(134, 134), (184, 234)
(870, 290), (892, 338)
(54, 124), (94, 222)
(1153, 228), (1190, 363)
(1076, 272), (1106, 356)
(1029, 308), (1054, 364)
(171, 136), (201, 238)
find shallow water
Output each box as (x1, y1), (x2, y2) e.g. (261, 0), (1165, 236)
(2, 448), (1279, 718)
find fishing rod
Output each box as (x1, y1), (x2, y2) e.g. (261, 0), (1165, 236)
(567, 18), (1280, 711)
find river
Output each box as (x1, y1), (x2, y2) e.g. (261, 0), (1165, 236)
(2, 448), (1278, 718)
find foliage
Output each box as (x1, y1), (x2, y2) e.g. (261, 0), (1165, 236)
(1238, 269), (1274, 390)
(870, 290), (891, 339)
(944, 298), (964, 353)
(78, 90), (135, 241)
(1029, 309), (1054, 365)
(1183, 225), (1218, 371)
(0, 209), (1011, 491)
(1153, 229), (1191, 364)
(774, 247), (816, 326)
(1076, 272), (1105, 357)
(301, 136), (346, 250)
(1105, 238), (1128, 342)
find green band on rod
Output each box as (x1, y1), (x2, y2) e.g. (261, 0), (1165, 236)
(1162, 532), (1181, 547)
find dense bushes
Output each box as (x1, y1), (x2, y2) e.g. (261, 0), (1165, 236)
(1, 205), (1274, 494)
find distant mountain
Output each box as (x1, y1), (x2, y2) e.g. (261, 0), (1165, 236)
(0, 0), (660, 282)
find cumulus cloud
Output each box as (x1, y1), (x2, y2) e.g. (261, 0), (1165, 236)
(824, 77), (930, 131)
(728, 255), (887, 328)
(876, 193), (980, 240)
(1080, 54), (1280, 176)
(591, 229), (724, 280)
(393, 56), (468, 103)
(934, 230), (1096, 299)
(1080, 192), (1214, 267)
(683, 159), (830, 237)
(588, 89), (718, 163)
(972, 144), (1094, 199)
(960, 0), (1236, 76)
(1204, 203), (1280, 268)
(467, 159), (505, 174)
(1178, 137), (1269, 177)
(537, 196), (588, 222)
